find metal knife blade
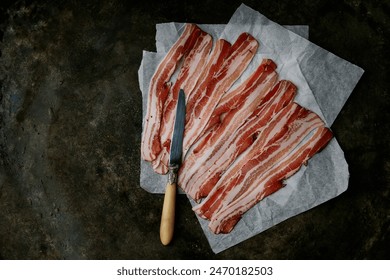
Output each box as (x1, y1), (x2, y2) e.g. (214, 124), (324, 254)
(169, 88), (186, 168)
(160, 88), (186, 245)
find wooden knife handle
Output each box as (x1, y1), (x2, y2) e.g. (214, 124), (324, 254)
(160, 182), (176, 245)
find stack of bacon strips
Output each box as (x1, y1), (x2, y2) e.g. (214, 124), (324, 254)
(141, 23), (333, 234)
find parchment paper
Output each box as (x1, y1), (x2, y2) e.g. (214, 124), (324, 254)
(138, 4), (364, 253)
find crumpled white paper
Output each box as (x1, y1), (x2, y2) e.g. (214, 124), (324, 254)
(138, 4), (364, 253)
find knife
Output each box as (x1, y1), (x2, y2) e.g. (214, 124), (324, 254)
(160, 89), (186, 245)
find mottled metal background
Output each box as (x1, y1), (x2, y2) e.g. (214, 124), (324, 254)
(0, 0), (389, 259)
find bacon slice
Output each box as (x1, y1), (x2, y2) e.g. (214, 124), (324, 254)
(208, 126), (333, 234)
(141, 23), (203, 162)
(151, 31), (213, 174)
(182, 33), (259, 156)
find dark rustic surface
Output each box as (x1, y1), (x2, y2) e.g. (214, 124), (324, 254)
(0, 0), (389, 259)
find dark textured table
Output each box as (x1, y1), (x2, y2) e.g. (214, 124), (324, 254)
(0, 0), (389, 259)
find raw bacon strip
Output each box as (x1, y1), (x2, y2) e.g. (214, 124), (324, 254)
(180, 80), (296, 201)
(182, 33), (259, 156)
(208, 126), (333, 234)
(193, 105), (326, 220)
(141, 23), (202, 161)
(151, 31), (213, 174)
